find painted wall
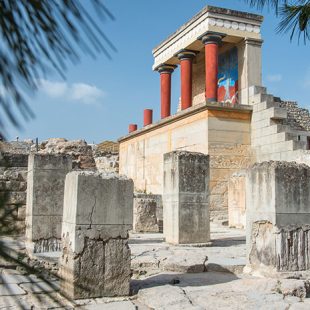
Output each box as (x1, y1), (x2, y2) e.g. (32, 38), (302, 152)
(218, 47), (238, 104)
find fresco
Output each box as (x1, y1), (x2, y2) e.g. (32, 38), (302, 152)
(218, 47), (238, 104)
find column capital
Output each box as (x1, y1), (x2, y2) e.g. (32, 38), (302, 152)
(244, 37), (264, 47)
(175, 49), (199, 60)
(155, 63), (177, 74)
(198, 31), (226, 45)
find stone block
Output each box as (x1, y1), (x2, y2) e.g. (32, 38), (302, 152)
(59, 171), (133, 299)
(163, 151), (210, 245)
(0, 153), (28, 168)
(246, 161), (310, 272)
(228, 171), (246, 229)
(133, 194), (159, 233)
(25, 154), (72, 255)
(5, 191), (26, 205)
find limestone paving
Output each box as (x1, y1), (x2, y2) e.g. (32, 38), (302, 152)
(1, 223), (310, 309)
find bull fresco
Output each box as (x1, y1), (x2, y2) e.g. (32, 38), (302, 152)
(218, 47), (238, 104)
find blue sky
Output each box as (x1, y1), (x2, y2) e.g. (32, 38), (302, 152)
(7, 0), (310, 143)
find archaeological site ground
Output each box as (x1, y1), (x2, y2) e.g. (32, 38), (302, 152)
(1, 4), (310, 310)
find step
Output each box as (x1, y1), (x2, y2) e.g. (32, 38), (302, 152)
(252, 124), (288, 138)
(253, 100), (280, 112)
(258, 140), (296, 154)
(252, 107), (287, 124)
(248, 85), (267, 97)
(250, 93), (274, 105)
(252, 132), (292, 147)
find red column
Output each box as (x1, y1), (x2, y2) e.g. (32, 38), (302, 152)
(128, 124), (137, 133)
(157, 65), (176, 119)
(143, 109), (153, 126)
(200, 33), (223, 102)
(177, 50), (197, 110)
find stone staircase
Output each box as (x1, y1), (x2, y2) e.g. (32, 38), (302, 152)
(249, 86), (310, 162)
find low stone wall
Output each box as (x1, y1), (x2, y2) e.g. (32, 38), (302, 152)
(133, 194), (160, 233)
(38, 138), (96, 169)
(0, 153), (28, 235)
(94, 151), (119, 173)
(0, 139), (120, 236)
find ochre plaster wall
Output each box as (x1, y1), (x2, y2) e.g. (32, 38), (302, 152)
(119, 107), (252, 220)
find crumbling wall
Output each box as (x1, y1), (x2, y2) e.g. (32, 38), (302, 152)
(133, 194), (160, 233)
(38, 138), (96, 169)
(94, 150), (119, 173)
(0, 152), (28, 235)
(0, 139), (120, 236)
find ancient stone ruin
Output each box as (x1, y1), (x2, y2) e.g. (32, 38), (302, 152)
(60, 171), (133, 299)
(246, 161), (310, 272)
(1, 4), (310, 309)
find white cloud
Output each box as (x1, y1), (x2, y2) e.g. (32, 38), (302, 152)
(266, 74), (282, 82)
(38, 79), (104, 104)
(70, 83), (104, 104)
(39, 79), (68, 98)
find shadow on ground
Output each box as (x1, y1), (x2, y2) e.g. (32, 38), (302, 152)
(131, 271), (240, 295)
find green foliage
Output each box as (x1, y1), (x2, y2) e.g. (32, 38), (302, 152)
(0, 0), (115, 137)
(245, 0), (310, 43)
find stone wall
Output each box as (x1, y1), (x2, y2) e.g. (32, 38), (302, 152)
(133, 194), (161, 233)
(228, 170), (246, 229)
(0, 139), (120, 236)
(119, 104), (252, 223)
(0, 152), (28, 235)
(280, 101), (310, 132)
(94, 151), (119, 173)
(38, 138), (96, 170)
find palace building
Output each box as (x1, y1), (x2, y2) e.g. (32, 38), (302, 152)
(118, 5), (310, 222)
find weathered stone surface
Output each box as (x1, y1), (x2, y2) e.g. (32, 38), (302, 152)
(246, 161), (310, 272)
(94, 151), (119, 173)
(59, 171), (133, 299)
(0, 164), (28, 235)
(163, 151), (210, 244)
(38, 138), (96, 169)
(228, 171), (246, 229)
(25, 153), (72, 255)
(133, 194), (159, 233)
(0, 153), (28, 168)
(138, 285), (203, 310)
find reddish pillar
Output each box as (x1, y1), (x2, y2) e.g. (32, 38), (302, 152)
(199, 33), (224, 102)
(128, 124), (137, 133)
(177, 50), (197, 110)
(157, 64), (176, 119)
(143, 109), (153, 126)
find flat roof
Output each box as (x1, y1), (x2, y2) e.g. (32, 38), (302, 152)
(153, 5), (263, 54)
(119, 102), (253, 143)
